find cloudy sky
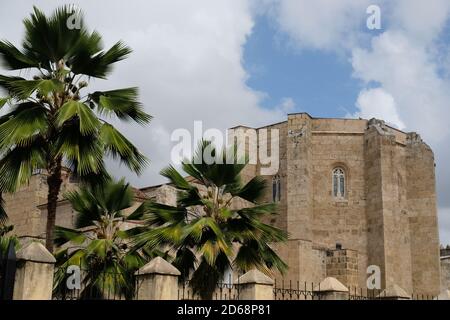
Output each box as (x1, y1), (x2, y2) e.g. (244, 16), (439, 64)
(0, 1), (449, 244)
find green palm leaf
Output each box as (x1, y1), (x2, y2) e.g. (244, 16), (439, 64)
(0, 6), (151, 251)
(53, 179), (151, 299)
(132, 140), (288, 299)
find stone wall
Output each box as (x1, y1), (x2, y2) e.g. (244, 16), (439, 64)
(5, 113), (441, 296)
(5, 169), (76, 239)
(326, 249), (359, 290)
(441, 257), (450, 291)
(252, 114), (440, 294)
(406, 133), (441, 295)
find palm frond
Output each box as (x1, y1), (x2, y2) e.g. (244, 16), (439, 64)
(0, 194), (7, 225)
(54, 225), (86, 247)
(0, 40), (39, 70)
(0, 102), (48, 148)
(99, 123), (148, 174)
(160, 165), (191, 190)
(89, 87), (151, 125)
(0, 140), (46, 192)
(56, 100), (100, 135)
(233, 176), (267, 203)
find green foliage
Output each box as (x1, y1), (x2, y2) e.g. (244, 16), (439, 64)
(0, 6), (151, 250)
(53, 179), (149, 299)
(0, 224), (19, 257)
(0, 194), (7, 224)
(0, 5), (151, 192)
(133, 141), (288, 300)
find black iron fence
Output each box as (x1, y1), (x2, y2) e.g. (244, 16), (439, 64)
(53, 267), (139, 300)
(273, 280), (319, 300)
(52, 264), (438, 301)
(178, 280), (240, 300)
(273, 280), (436, 300)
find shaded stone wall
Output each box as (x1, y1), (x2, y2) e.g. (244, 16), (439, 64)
(441, 257), (450, 291)
(406, 133), (441, 295)
(364, 122), (413, 293)
(326, 249), (359, 290)
(5, 169), (76, 239)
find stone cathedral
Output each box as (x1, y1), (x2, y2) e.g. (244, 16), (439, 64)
(4, 113), (442, 296)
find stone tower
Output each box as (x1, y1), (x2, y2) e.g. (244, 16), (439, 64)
(233, 113), (440, 295)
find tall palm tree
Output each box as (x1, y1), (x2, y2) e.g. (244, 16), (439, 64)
(133, 141), (288, 299)
(0, 6), (151, 251)
(53, 178), (150, 300)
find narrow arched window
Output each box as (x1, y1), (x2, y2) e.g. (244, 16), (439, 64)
(272, 175), (281, 202)
(332, 168), (345, 198)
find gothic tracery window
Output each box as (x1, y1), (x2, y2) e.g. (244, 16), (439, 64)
(332, 167), (345, 199)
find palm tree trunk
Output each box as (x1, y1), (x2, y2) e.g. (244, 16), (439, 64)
(45, 159), (63, 252)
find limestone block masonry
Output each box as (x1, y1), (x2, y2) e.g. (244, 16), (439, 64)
(6, 113), (442, 296)
(244, 114), (440, 296)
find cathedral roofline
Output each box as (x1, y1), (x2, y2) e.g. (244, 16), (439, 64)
(228, 113), (408, 135)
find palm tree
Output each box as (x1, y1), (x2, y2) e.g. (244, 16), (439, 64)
(53, 178), (150, 299)
(0, 224), (18, 259)
(133, 141), (288, 299)
(0, 194), (7, 226)
(0, 6), (151, 251)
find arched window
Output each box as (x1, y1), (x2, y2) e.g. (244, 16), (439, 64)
(222, 266), (233, 285)
(332, 168), (345, 199)
(272, 175), (281, 202)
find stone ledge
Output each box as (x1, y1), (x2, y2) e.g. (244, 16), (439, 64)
(377, 284), (410, 299)
(313, 277), (348, 292)
(16, 241), (56, 264)
(236, 269), (274, 285)
(136, 256), (181, 276)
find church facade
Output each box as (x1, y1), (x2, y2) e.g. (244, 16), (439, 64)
(4, 113), (442, 296)
(228, 113), (441, 296)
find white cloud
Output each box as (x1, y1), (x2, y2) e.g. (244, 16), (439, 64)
(351, 31), (450, 144)
(269, 0), (371, 51)
(277, 97), (296, 113)
(0, 0), (287, 186)
(268, 0), (450, 244)
(388, 0), (450, 45)
(350, 88), (405, 129)
(1, 1), (450, 244)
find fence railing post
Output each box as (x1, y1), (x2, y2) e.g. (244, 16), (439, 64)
(376, 284), (411, 300)
(135, 256), (180, 300)
(13, 241), (56, 300)
(236, 269), (274, 300)
(313, 277), (349, 300)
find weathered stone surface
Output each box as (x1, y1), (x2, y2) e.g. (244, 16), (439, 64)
(314, 277), (348, 292)
(16, 241), (56, 263)
(237, 270), (274, 300)
(13, 241), (55, 300)
(377, 284), (410, 299)
(237, 269), (274, 285)
(136, 256), (181, 276)
(435, 289), (450, 300)
(441, 256), (450, 291)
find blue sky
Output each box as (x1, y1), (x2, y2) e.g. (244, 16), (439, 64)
(241, 3), (450, 245)
(243, 14), (362, 117)
(0, 0), (450, 244)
